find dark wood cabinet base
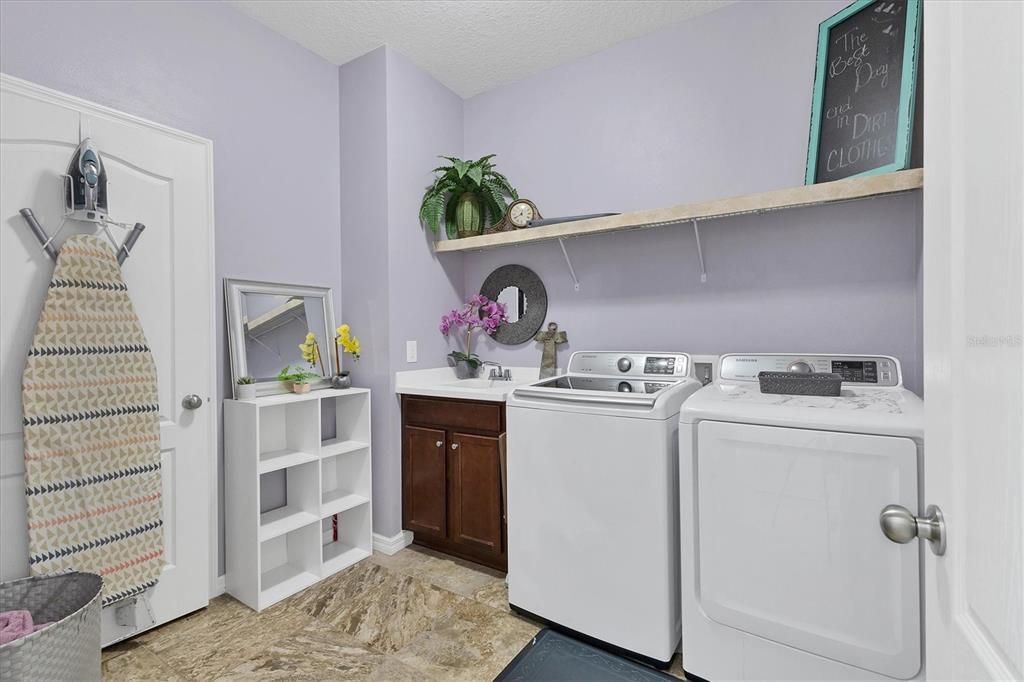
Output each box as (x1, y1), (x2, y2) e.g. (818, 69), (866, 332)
(401, 394), (507, 573)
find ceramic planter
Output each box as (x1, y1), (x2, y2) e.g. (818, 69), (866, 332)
(236, 383), (256, 400)
(453, 359), (480, 380)
(331, 371), (352, 389)
(292, 382), (312, 394)
(455, 192), (483, 238)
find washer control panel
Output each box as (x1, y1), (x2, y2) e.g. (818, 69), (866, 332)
(568, 351), (690, 378)
(719, 354), (900, 386)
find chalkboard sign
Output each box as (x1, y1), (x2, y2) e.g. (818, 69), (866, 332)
(805, 0), (921, 184)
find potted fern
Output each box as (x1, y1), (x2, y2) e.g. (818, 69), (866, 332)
(419, 155), (518, 239)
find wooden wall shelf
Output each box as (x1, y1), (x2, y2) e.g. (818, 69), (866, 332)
(433, 169), (922, 254)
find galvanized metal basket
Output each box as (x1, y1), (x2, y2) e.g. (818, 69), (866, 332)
(758, 371), (844, 396)
(0, 572), (102, 682)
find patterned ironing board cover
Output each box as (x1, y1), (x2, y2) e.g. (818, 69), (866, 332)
(22, 234), (163, 605)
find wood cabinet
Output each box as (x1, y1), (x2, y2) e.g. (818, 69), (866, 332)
(403, 425), (447, 538)
(401, 395), (506, 571)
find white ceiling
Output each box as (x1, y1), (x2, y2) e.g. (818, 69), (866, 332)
(229, 0), (734, 98)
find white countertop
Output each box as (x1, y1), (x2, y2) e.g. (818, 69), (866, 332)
(395, 366), (542, 402)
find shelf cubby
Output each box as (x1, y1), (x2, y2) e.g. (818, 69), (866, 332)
(259, 460), (319, 541)
(321, 503), (372, 577)
(321, 443), (371, 516)
(259, 522), (320, 608)
(225, 388), (373, 611)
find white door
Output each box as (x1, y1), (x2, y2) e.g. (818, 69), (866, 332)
(923, 2), (1024, 681)
(0, 75), (215, 645)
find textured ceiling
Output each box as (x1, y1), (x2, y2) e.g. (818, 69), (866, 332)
(229, 1), (734, 98)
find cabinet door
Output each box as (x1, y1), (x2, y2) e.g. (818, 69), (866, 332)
(449, 432), (503, 554)
(402, 426), (447, 537)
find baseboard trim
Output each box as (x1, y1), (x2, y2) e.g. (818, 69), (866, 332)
(373, 530), (414, 555)
(211, 574), (226, 598)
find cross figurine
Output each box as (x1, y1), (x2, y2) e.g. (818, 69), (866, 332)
(535, 322), (567, 379)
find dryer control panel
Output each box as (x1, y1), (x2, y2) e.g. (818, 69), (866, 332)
(719, 354), (901, 387)
(568, 351), (690, 378)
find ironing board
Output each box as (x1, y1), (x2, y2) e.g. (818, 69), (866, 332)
(22, 234), (163, 605)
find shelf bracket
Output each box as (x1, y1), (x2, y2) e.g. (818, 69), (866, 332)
(558, 238), (581, 291)
(692, 219), (707, 283)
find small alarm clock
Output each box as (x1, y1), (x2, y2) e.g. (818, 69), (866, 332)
(507, 199), (541, 228)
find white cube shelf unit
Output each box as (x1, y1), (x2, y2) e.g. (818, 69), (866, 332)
(225, 388), (372, 611)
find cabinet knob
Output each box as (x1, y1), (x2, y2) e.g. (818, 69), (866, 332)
(451, 443), (459, 450)
(435, 440), (443, 448)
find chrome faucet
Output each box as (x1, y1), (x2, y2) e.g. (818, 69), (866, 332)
(482, 361), (512, 381)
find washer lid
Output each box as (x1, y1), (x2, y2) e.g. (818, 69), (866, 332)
(532, 375), (681, 396)
(512, 375), (702, 419)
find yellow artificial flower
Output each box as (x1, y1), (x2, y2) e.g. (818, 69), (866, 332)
(337, 324), (350, 340)
(298, 332), (320, 366)
(336, 323), (361, 361)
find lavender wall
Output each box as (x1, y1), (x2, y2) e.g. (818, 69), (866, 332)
(340, 48), (464, 537)
(462, 0), (923, 394)
(382, 50), (465, 535)
(0, 0), (342, 572)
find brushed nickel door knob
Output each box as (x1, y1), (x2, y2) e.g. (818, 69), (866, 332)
(880, 504), (946, 555)
(181, 394), (203, 410)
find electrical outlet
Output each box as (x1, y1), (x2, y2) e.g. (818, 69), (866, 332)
(406, 340), (417, 363)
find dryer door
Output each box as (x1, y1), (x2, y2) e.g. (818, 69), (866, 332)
(696, 421), (920, 679)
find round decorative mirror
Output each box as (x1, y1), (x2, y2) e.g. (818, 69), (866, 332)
(480, 265), (547, 345)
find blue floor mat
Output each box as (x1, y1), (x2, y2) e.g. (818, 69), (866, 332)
(495, 628), (677, 681)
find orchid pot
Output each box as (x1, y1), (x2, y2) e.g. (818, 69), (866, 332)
(440, 294), (508, 378)
(450, 357), (481, 380)
(331, 371), (352, 390)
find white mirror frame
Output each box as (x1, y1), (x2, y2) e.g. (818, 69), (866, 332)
(224, 278), (337, 398)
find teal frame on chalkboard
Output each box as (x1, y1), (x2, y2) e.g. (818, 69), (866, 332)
(805, 0), (921, 184)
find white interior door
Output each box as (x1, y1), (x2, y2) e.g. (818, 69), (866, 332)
(0, 75), (216, 645)
(922, 2), (1024, 680)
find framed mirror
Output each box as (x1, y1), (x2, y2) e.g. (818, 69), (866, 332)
(224, 279), (336, 397)
(480, 265), (547, 345)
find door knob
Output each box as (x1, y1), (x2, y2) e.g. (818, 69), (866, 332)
(181, 394), (203, 410)
(435, 440), (443, 448)
(880, 504), (946, 556)
(451, 443), (459, 450)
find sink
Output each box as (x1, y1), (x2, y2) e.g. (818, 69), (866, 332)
(443, 378), (497, 389)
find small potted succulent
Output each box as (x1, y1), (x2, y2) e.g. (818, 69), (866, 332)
(419, 155), (518, 239)
(235, 375), (256, 400)
(440, 294), (508, 378)
(331, 323), (361, 389)
(277, 365), (319, 394)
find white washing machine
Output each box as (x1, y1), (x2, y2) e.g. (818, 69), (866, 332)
(507, 351), (703, 666)
(679, 354), (925, 681)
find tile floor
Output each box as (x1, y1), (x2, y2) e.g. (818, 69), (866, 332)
(102, 545), (685, 680)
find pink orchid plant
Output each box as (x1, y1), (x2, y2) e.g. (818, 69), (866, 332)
(440, 294), (508, 369)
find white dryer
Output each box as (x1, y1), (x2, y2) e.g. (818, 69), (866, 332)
(679, 354), (925, 681)
(508, 351), (703, 666)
